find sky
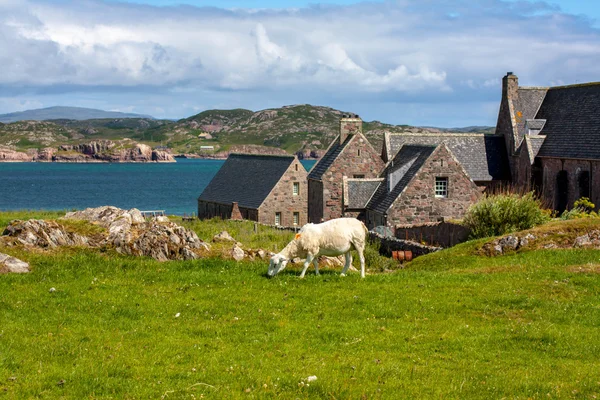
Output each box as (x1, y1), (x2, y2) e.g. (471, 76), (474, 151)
(0, 0), (599, 127)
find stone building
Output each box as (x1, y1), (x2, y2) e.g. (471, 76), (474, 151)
(197, 154), (307, 226)
(495, 72), (600, 212)
(358, 144), (482, 228)
(307, 114), (385, 222)
(382, 132), (510, 188)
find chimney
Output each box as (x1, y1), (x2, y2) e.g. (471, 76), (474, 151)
(502, 71), (518, 102)
(340, 113), (362, 144)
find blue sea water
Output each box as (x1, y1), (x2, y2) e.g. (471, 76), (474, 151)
(0, 159), (316, 215)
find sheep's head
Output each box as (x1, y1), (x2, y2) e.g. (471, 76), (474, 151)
(267, 254), (288, 277)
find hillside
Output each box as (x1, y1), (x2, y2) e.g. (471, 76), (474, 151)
(0, 106), (153, 123)
(0, 105), (494, 159)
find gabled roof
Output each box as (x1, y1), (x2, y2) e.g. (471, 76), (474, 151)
(344, 178), (383, 209)
(514, 87), (547, 142)
(308, 134), (352, 180)
(198, 153), (297, 209)
(387, 133), (510, 182)
(536, 83), (600, 160)
(367, 145), (437, 214)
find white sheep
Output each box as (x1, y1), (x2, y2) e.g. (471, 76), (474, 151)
(267, 218), (369, 278)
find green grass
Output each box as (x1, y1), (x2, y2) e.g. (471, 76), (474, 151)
(1, 215), (600, 398)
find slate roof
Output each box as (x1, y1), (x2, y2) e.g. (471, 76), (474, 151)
(367, 145), (436, 214)
(528, 136), (546, 160)
(387, 133), (510, 182)
(525, 119), (546, 131)
(198, 153), (295, 209)
(514, 87), (547, 142)
(345, 179), (382, 209)
(535, 83), (600, 160)
(308, 134), (352, 180)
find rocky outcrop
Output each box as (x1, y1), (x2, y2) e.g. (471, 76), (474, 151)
(1, 140), (175, 163)
(3, 220), (90, 248)
(63, 206), (208, 260)
(0, 147), (32, 162)
(0, 253), (30, 274)
(2, 206), (209, 262)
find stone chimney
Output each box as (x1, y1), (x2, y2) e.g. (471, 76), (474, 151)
(230, 202), (243, 220)
(502, 72), (518, 102)
(340, 114), (362, 144)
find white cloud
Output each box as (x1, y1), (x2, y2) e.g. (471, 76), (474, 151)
(0, 0), (599, 125)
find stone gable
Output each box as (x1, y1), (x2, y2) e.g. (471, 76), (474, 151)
(368, 145), (481, 227)
(310, 132), (384, 222)
(259, 157), (308, 226)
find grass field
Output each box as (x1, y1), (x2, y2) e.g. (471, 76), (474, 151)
(1, 213), (600, 398)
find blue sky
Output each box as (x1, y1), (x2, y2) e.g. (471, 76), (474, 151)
(1, 0), (599, 127)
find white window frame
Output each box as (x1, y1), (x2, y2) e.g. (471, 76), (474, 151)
(293, 182), (300, 196)
(435, 177), (448, 198)
(293, 212), (300, 226)
(275, 212), (281, 226)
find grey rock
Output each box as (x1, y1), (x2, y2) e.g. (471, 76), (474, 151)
(574, 234), (592, 247)
(213, 231), (236, 243)
(499, 235), (519, 251)
(231, 245), (245, 261)
(0, 252), (30, 273)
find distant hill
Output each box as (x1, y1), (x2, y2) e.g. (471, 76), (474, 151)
(0, 104), (496, 158)
(0, 106), (154, 123)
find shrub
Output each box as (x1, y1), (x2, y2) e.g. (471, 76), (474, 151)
(463, 192), (550, 239)
(561, 197), (599, 220)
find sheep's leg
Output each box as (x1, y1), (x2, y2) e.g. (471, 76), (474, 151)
(341, 252), (353, 276)
(313, 257), (320, 276)
(300, 254), (314, 278)
(358, 247), (366, 278)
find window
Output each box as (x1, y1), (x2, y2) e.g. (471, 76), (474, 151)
(435, 177), (448, 198)
(357, 149), (361, 156)
(353, 174), (365, 179)
(293, 182), (300, 196)
(275, 212), (281, 226)
(293, 212), (300, 225)
(295, 164), (298, 171)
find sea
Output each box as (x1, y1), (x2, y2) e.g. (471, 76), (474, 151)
(0, 159), (317, 215)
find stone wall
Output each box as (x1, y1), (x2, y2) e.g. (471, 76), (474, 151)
(258, 158), (308, 226)
(385, 145), (481, 225)
(395, 221), (471, 248)
(319, 134), (384, 221)
(369, 232), (441, 259)
(540, 158), (600, 211)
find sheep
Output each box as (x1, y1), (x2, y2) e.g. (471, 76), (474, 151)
(267, 218), (369, 278)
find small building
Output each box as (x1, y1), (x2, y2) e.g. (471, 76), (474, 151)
(197, 154), (307, 226)
(381, 132), (510, 188)
(364, 144), (482, 228)
(307, 114), (385, 222)
(496, 72), (600, 212)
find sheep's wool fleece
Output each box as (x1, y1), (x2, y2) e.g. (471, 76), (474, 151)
(297, 218), (367, 255)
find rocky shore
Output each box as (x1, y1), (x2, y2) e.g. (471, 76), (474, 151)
(0, 140), (175, 163)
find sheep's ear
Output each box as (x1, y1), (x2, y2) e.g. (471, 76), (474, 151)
(295, 233), (302, 240)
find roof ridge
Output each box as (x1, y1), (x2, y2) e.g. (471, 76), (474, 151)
(519, 86), (550, 90)
(548, 81), (600, 90)
(388, 132), (501, 138)
(229, 153), (294, 159)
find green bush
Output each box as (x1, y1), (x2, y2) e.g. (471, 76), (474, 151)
(561, 197), (599, 220)
(463, 192), (550, 239)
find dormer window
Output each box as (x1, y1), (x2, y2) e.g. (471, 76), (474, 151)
(525, 119), (546, 136)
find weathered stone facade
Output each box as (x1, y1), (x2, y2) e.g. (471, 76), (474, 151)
(198, 155), (307, 227)
(308, 116), (385, 223)
(258, 158), (307, 226)
(539, 158), (598, 212)
(366, 145), (481, 227)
